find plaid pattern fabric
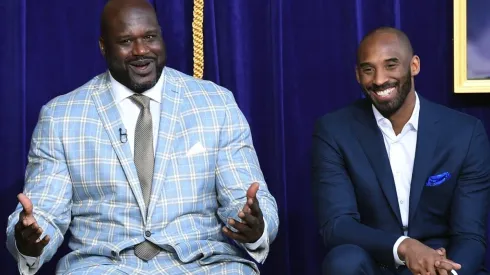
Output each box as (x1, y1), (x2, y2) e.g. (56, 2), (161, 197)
(63, 250), (257, 275)
(6, 67), (279, 274)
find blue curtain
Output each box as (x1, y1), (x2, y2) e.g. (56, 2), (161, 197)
(2, 0), (490, 274)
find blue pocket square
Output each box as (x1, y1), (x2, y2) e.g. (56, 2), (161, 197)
(426, 172), (451, 187)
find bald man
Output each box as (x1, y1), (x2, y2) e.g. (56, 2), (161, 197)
(312, 27), (490, 275)
(6, 0), (279, 274)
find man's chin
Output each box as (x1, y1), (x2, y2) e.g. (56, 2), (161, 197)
(129, 75), (158, 92)
(130, 81), (155, 93)
(374, 101), (399, 117)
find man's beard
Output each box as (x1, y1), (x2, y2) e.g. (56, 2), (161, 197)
(129, 74), (160, 93)
(365, 69), (412, 118)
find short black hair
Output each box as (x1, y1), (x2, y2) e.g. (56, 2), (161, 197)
(357, 27), (414, 63)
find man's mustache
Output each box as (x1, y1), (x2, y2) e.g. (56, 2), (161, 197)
(126, 56), (156, 64)
(368, 81), (398, 92)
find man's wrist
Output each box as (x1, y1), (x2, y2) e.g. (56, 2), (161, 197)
(15, 239), (40, 267)
(397, 238), (411, 260)
(244, 220), (268, 250)
(393, 236), (410, 265)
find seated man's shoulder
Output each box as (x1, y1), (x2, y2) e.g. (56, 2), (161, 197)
(427, 99), (481, 130)
(315, 98), (369, 132)
(165, 67), (233, 101)
(43, 72), (108, 111)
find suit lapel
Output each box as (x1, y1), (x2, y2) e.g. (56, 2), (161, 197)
(90, 72), (147, 220)
(352, 100), (402, 225)
(147, 69), (183, 219)
(408, 98), (440, 222)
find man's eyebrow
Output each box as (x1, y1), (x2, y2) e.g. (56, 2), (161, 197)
(384, 58), (400, 63)
(359, 62), (373, 68)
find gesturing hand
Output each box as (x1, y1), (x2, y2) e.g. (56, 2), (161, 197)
(222, 182), (265, 243)
(14, 193), (50, 257)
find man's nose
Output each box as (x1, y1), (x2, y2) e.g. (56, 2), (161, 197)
(132, 39), (150, 56)
(373, 71), (388, 87)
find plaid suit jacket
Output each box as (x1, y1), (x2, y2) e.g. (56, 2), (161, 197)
(6, 67), (279, 273)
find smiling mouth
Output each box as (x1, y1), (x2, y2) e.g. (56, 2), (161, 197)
(128, 60), (154, 74)
(132, 64), (148, 69)
(374, 87), (395, 98)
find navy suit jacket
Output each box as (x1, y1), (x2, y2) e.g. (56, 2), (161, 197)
(312, 96), (490, 275)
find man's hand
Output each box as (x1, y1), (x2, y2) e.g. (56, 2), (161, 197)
(14, 193), (50, 257)
(398, 239), (460, 275)
(222, 182), (265, 243)
(434, 248), (461, 275)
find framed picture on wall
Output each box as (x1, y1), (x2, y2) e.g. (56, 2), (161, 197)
(453, 0), (490, 93)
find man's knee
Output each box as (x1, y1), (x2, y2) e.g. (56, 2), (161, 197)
(322, 244), (376, 275)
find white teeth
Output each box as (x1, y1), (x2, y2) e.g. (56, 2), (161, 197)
(375, 87), (395, 97)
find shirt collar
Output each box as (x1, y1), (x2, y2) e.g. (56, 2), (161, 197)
(372, 92), (420, 131)
(109, 70), (164, 104)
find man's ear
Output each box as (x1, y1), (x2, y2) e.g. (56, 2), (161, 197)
(411, 55), (420, 76)
(99, 38), (106, 57)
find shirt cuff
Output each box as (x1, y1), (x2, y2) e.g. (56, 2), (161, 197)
(393, 236), (410, 266)
(16, 240), (41, 275)
(244, 220), (269, 251)
(239, 220), (269, 263)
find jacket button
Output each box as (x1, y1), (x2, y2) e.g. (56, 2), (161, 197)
(145, 230), (152, 237)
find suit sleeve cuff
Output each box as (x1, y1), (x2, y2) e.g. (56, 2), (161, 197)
(16, 240), (40, 275)
(393, 236), (410, 266)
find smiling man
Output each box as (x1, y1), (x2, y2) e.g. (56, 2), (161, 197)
(6, 0), (278, 274)
(312, 27), (490, 275)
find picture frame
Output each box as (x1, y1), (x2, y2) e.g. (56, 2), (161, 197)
(453, 0), (490, 93)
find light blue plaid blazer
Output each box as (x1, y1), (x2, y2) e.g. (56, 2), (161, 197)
(6, 67), (279, 274)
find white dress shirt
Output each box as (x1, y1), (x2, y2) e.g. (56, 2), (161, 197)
(111, 71), (163, 156)
(17, 71), (268, 273)
(372, 93), (420, 265)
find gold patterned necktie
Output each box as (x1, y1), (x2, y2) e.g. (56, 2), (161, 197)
(130, 94), (160, 261)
